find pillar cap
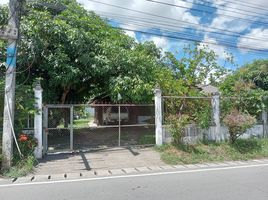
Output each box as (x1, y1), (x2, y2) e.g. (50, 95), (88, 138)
(154, 87), (162, 94)
(33, 80), (43, 91)
(211, 92), (220, 96)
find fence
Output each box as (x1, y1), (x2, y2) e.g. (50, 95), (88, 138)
(161, 92), (268, 144)
(43, 104), (155, 152)
(22, 86), (268, 157)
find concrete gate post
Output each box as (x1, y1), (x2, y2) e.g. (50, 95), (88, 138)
(211, 92), (222, 141)
(34, 81), (43, 159)
(154, 88), (163, 146)
(262, 110), (268, 137)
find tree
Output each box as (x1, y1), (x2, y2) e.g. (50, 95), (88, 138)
(1, 0), (162, 104)
(220, 59), (268, 118)
(159, 44), (227, 128)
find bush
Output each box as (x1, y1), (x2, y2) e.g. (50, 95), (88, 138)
(166, 114), (189, 144)
(16, 133), (38, 158)
(4, 155), (37, 178)
(223, 110), (256, 143)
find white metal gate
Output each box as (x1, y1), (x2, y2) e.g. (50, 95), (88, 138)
(43, 104), (155, 153)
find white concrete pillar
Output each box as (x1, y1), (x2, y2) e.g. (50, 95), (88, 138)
(34, 81), (43, 159)
(262, 110), (268, 137)
(211, 92), (222, 141)
(154, 88), (163, 145)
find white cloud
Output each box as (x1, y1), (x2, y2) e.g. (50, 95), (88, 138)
(140, 35), (169, 51)
(0, 0), (8, 5)
(238, 28), (268, 51)
(200, 0), (268, 55)
(150, 36), (169, 51)
(77, 0), (201, 53)
(124, 30), (136, 39)
(209, 0), (268, 33)
(78, 0), (200, 32)
(198, 35), (228, 59)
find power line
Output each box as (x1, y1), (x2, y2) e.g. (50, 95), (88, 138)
(186, 0), (268, 17)
(98, 11), (268, 42)
(144, 0), (268, 26)
(112, 26), (268, 54)
(86, 0), (268, 38)
(102, 16), (268, 51)
(108, 20), (268, 50)
(212, 0), (268, 12)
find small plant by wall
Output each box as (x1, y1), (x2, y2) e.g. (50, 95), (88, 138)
(223, 110), (256, 143)
(166, 114), (189, 145)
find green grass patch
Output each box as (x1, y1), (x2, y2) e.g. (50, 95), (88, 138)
(3, 156), (37, 178)
(73, 117), (93, 128)
(138, 134), (155, 145)
(156, 138), (268, 165)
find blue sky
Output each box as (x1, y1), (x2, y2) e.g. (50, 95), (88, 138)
(1, 0), (268, 69)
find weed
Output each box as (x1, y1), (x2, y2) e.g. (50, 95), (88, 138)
(4, 156), (38, 178)
(156, 138), (268, 165)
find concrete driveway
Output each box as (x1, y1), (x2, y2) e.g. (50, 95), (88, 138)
(34, 147), (165, 175)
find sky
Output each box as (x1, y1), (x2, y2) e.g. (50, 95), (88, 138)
(1, 0), (268, 69)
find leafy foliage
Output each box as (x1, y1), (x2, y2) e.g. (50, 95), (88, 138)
(17, 133), (38, 157)
(223, 110), (256, 143)
(0, 0), (160, 103)
(166, 114), (189, 144)
(220, 59), (268, 117)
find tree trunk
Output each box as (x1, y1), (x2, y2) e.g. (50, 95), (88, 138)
(61, 86), (70, 128)
(61, 86), (70, 104)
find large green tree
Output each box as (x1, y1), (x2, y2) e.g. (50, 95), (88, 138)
(1, 0), (161, 104)
(220, 59), (268, 117)
(1, 0), (228, 106)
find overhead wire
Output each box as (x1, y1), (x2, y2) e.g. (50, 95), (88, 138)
(86, 0), (268, 39)
(109, 20), (268, 51)
(144, 0), (268, 26)
(211, 0), (268, 12)
(98, 11), (268, 42)
(112, 26), (268, 54)
(177, 0), (268, 18)
(98, 12), (268, 52)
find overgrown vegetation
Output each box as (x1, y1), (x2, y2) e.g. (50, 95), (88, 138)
(3, 156), (37, 178)
(166, 114), (189, 144)
(223, 110), (256, 143)
(0, 133), (38, 177)
(138, 134), (155, 145)
(156, 139), (268, 165)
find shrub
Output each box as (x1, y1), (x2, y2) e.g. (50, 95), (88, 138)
(166, 114), (189, 144)
(4, 155), (37, 178)
(223, 110), (256, 143)
(17, 133), (38, 157)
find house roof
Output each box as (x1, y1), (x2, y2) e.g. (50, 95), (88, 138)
(196, 84), (219, 94)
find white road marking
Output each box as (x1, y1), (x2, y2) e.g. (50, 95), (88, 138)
(1, 163), (268, 188)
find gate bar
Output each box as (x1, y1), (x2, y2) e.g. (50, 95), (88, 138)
(118, 105), (121, 147)
(70, 105), (74, 150)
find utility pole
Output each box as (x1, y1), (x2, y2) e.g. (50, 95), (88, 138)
(1, 0), (21, 170)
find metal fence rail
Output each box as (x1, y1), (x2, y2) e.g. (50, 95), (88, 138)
(43, 104), (155, 153)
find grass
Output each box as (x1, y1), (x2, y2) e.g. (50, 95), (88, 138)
(57, 117), (94, 128)
(73, 117), (94, 128)
(3, 156), (37, 178)
(138, 134), (155, 145)
(0, 133), (37, 178)
(156, 138), (268, 165)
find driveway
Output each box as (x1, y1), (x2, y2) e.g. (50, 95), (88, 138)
(34, 147), (165, 175)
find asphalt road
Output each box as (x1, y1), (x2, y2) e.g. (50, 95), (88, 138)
(1, 164), (268, 200)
